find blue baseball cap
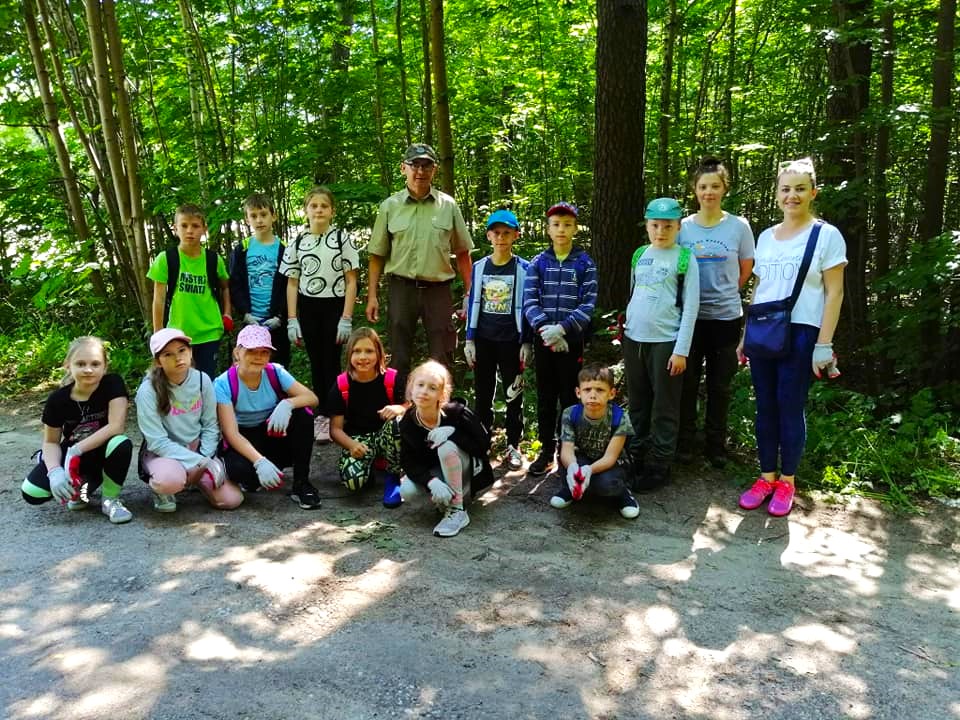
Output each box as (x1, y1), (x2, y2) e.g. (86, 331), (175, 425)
(546, 202), (578, 218)
(645, 197), (683, 220)
(486, 209), (520, 230)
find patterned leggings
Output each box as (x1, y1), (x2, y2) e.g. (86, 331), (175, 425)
(338, 420), (402, 491)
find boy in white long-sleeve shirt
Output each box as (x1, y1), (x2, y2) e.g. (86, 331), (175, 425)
(622, 198), (700, 490)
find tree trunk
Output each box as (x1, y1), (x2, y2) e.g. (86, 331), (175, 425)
(656, 0), (677, 197)
(430, 0), (454, 196)
(396, 0), (413, 146)
(873, 6), (894, 381)
(419, 0), (433, 145)
(594, 0), (647, 309)
(369, 0), (390, 188)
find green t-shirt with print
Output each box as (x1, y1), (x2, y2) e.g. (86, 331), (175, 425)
(147, 249), (229, 344)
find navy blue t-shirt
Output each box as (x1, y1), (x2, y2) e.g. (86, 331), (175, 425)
(476, 257), (518, 342)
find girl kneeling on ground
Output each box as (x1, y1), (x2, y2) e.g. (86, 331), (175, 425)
(22, 336), (134, 524)
(328, 328), (407, 507)
(215, 325), (321, 509)
(136, 328), (243, 513)
(397, 360), (492, 538)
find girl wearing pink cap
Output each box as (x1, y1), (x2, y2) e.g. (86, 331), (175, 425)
(135, 328), (244, 513)
(214, 325), (321, 509)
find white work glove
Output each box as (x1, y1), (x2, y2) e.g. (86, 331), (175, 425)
(64, 444), (83, 486)
(427, 477), (454, 507)
(551, 337), (570, 354)
(201, 457), (226, 488)
(266, 399), (294, 437)
(48, 466), (73, 503)
(262, 316), (282, 330)
(812, 343), (839, 378)
(254, 457), (284, 489)
(243, 313), (259, 326)
(565, 462), (591, 500)
(464, 340), (477, 368)
(426, 426), (456, 449)
(336, 316), (352, 344)
(519, 343), (533, 370)
(287, 318), (302, 345)
(539, 323), (566, 347)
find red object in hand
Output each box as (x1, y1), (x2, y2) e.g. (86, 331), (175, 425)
(222, 314), (235, 333)
(67, 455), (82, 500)
(267, 470), (285, 491)
(572, 468), (585, 501)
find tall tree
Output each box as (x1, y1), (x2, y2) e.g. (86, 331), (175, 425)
(430, 0), (454, 195)
(594, 0), (647, 309)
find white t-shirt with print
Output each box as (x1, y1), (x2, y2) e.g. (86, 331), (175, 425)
(280, 226), (360, 298)
(752, 221), (847, 328)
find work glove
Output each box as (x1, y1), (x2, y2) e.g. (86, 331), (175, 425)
(202, 457), (226, 488)
(266, 399), (294, 436)
(812, 343), (839, 378)
(539, 323), (565, 347)
(243, 313), (259, 326)
(336, 317), (353, 344)
(254, 457), (284, 490)
(551, 337), (570, 354)
(464, 340), (477, 368)
(519, 343), (533, 370)
(287, 318), (302, 345)
(48, 466), (73, 503)
(426, 426), (456, 449)
(222, 314), (235, 333)
(64, 444), (83, 487)
(427, 477), (454, 507)
(262, 316), (282, 330)
(566, 462), (591, 500)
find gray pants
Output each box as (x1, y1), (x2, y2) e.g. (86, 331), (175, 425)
(622, 337), (683, 467)
(387, 276), (456, 374)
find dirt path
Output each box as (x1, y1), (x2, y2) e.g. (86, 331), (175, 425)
(1, 399), (957, 720)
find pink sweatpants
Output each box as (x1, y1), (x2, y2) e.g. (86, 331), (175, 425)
(143, 453), (243, 510)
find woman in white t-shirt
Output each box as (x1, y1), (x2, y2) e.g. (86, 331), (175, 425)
(677, 157), (755, 468)
(736, 158), (847, 516)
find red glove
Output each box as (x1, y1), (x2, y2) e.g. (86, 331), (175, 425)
(222, 314), (234, 333)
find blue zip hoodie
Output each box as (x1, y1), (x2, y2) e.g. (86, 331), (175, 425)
(522, 246), (597, 339)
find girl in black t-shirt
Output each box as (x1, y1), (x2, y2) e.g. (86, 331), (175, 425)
(328, 328), (407, 507)
(22, 336), (134, 524)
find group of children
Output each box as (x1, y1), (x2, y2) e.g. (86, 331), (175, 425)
(23, 156), (846, 535)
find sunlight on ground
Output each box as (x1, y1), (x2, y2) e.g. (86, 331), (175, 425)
(690, 505), (742, 552)
(781, 524), (886, 595)
(904, 553), (960, 610)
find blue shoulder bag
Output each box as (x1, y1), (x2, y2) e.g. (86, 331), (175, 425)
(743, 221), (822, 360)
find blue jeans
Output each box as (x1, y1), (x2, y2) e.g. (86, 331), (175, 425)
(748, 323), (819, 476)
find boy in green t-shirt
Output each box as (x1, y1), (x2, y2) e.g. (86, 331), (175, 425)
(148, 204), (232, 379)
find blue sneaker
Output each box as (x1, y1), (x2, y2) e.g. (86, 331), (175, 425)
(382, 473), (402, 508)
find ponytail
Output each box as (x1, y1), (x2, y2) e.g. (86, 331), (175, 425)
(150, 366), (172, 416)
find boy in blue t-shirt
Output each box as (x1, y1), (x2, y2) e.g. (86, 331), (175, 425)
(229, 193), (290, 366)
(463, 209), (532, 470)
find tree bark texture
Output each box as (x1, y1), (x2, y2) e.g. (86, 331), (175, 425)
(430, 0), (455, 196)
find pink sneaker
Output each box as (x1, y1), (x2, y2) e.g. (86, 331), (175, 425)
(767, 481), (796, 516)
(739, 477), (776, 510)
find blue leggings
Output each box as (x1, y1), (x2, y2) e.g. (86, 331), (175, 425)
(749, 323), (818, 476)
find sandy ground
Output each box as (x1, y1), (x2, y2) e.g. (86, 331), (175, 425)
(0, 398), (958, 720)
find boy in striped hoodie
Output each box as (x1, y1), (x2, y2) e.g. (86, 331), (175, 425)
(522, 202), (597, 475)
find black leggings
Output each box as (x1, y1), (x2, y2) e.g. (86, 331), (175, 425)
(22, 435), (132, 504)
(220, 408), (314, 491)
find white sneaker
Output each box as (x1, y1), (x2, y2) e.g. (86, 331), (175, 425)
(101, 497), (133, 524)
(505, 445), (524, 470)
(433, 507), (470, 537)
(67, 483), (89, 510)
(153, 493), (177, 513)
(314, 415), (331, 445)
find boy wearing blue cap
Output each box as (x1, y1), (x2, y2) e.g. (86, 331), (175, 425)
(623, 198), (700, 490)
(464, 209), (532, 470)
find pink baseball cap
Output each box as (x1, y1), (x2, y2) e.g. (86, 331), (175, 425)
(149, 328), (192, 356)
(236, 324), (277, 350)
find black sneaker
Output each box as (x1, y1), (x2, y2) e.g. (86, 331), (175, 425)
(549, 481), (573, 509)
(289, 481), (322, 510)
(528, 449), (555, 476)
(619, 489), (640, 519)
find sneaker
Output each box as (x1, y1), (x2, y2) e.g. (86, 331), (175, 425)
(382, 473), (402, 509)
(153, 493), (177, 513)
(767, 481), (796, 516)
(738, 477), (776, 510)
(505, 445), (524, 470)
(706, 448), (728, 469)
(619, 489), (640, 519)
(314, 415), (331, 445)
(549, 482), (573, 509)
(528, 449), (555, 476)
(289, 481), (322, 510)
(67, 482), (90, 510)
(101, 497), (133, 524)
(433, 507), (470, 537)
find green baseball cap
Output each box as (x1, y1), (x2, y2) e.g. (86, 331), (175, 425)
(645, 197), (683, 220)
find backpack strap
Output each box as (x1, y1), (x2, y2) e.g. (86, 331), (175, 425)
(229, 363), (285, 406)
(383, 367), (398, 403)
(205, 248), (222, 311)
(570, 403), (583, 426)
(264, 363), (283, 399)
(227, 365), (240, 406)
(163, 247), (180, 326)
(675, 246), (691, 309)
(337, 372), (350, 406)
(611, 403), (623, 430)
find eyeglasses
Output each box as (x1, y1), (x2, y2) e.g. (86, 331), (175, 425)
(404, 161), (436, 171)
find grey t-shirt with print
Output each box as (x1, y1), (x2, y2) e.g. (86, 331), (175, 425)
(678, 213), (754, 321)
(560, 403), (634, 464)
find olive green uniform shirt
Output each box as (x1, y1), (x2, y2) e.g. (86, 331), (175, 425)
(368, 187), (473, 282)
